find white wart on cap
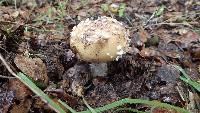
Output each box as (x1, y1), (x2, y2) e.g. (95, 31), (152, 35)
(70, 16), (129, 62)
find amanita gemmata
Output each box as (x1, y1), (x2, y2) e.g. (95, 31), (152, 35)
(70, 16), (130, 76)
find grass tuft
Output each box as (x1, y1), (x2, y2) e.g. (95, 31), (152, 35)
(172, 65), (200, 92)
(16, 72), (191, 113)
(17, 72), (66, 113)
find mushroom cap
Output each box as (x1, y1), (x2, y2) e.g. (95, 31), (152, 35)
(70, 16), (129, 62)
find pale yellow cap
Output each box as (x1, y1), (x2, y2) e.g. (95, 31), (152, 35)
(70, 16), (130, 62)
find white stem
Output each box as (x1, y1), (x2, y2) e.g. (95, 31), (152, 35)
(90, 63), (108, 77)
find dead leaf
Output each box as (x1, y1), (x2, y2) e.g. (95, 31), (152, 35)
(138, 27), (148, 43)
(164, 12), (183, 22)
(9, 79), (32, 99)
(140, 48), (160, 57)
(176, 31), (200, 47)
(14, 55), (49, 86)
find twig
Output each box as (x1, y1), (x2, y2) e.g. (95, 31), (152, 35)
(82, 97), (97, 113)
(145, 22), (193, 28)
(145, 12), (155, 26)
(0, 20), (19, 25)
(0, 54), (18, 79)
(0, 74), (16, 79)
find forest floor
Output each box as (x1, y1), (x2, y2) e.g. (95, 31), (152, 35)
(0, 0), (200, 113)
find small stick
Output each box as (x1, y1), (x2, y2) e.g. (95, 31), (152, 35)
(0, 74), (16, 79)
(0, 54), (18, 79)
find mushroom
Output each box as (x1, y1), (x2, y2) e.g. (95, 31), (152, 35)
(70, 16), (129, 76)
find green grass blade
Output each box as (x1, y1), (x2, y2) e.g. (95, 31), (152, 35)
(155, 5), (165, 17)
(172, 65), (200, 92)
(101, 4), (109, 12)
(113, 108), (149, 113)
(79, 98), (190, 113)
(172, 65), (190, 79)
(17, 72), (66, 113)
(180, 77), (200, 92)
(118, 3), (126, 17)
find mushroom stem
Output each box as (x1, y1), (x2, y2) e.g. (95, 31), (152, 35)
(90, 63), (108, 77)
